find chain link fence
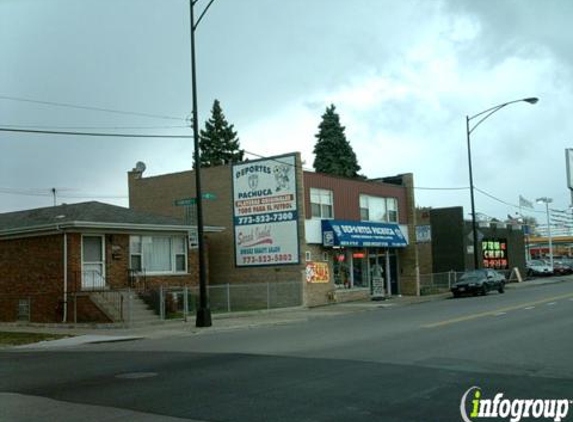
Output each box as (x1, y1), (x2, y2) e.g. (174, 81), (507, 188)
(139, 281), (303, 321)
(419, 269), (518, 296)
(419, 271), (461, 296)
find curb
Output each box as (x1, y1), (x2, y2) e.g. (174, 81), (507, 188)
(14, 335), (145, 349)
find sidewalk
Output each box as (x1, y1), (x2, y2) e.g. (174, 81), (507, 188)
(1, 293), (444, 348)
(3, 276), (570, 349)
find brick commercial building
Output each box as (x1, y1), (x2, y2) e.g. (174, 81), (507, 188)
(128, 152), (420, 307)
(0, 202), (220, 323)
(416, 206), (526, 277)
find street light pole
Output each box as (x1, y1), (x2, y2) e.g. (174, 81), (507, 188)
(190, 0), (216, 327)
(466, 115), (479, 270)
(536, 197), (554, 269)
(466, 97), (538, 270)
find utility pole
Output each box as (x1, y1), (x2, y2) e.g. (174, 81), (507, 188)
(190, 0), (216, 327)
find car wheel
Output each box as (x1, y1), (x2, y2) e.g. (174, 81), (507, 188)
(481, 286), (488, 296)
(498, 283), (505, 294)
(453, 292), (460, 298)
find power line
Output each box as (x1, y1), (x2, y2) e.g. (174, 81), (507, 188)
(474, 187), (546, 214)
(414, 186), (469, 191)
(0, 188), (127, 200)
(0, 123), (189, 130)
(0, 94), (185, 122)
(0, 127), (192, 138)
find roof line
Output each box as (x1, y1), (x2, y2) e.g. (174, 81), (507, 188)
(0, 220), (225, 237)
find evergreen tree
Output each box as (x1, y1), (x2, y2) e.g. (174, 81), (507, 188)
(312, 104), (361, 178)
(196, 99), (244, 168)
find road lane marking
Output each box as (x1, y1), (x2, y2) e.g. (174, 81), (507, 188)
(422, 292), (573, 329)
(547, 302), (557, 306)
(493, 312), (507, 316)
(524, 306), (535, 310)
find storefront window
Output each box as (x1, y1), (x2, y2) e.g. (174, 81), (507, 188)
(333, 250), (350, 288)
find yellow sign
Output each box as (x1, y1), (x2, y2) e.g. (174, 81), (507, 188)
(306, 262), (330, 284)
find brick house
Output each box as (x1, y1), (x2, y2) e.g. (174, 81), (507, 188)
(128, 152), (420, 307)
(0, 201), (221, 323)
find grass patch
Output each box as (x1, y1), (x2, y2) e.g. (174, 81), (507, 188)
(0, 331), (71, 346)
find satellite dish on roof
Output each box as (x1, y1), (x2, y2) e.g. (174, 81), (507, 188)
(134, 161), (146, 173)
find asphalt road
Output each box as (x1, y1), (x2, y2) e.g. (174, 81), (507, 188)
(2, 279), (573, 422)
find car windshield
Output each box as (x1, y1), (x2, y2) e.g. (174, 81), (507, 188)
(529, 260), (545, 266)
(459, 271), (486, 281)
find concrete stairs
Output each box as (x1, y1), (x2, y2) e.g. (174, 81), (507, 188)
(90, 290), (161, 325)
(124, 291), (162, 325)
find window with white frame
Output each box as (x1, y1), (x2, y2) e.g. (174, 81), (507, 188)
(387, 197), (398, 222)
(310, 188), (334, 219)
(359, 195), (399, 223)
(129, 235), (187, 274)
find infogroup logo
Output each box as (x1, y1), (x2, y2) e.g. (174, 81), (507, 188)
(460, 386), (571, 422)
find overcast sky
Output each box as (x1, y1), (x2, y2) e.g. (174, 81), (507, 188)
(1, 0), (572, 227)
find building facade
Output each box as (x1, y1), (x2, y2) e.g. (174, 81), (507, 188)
(128, 153), (420, 307)
(0, 202), (212, 323)
(416, 207), (526, 277)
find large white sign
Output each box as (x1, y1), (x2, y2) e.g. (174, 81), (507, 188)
(232, 154), (300, 267)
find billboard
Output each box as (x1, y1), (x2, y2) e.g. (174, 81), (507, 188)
(232, 154), (300, 267)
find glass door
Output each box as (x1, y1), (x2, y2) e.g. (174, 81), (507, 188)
(82, 235), (105, 290)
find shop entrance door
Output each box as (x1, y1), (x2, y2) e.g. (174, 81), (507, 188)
(368, 253), (385, 296)
(368, 249), (399, 296)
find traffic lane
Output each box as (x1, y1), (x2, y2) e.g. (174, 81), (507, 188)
(45, 279), (573, 360)
(303, 289), (573, 379)
(1, 350), (572, 422)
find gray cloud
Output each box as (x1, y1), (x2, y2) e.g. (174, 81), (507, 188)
(1, 0), (572, 222)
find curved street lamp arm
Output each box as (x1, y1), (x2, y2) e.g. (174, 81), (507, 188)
(194, 0), (217, 31)
(468, 97), (538, 135)
(468, 104), (509, 135)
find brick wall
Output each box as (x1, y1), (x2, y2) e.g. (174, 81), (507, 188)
(303, 172), (409, 223)
(396, 173), (420, 296)
(0, 234), (65, 322)
(0, 231), (199, 323)
(303, 244), (335, 307)
(128, 156), (306, 290)
(103, 233), (199, 289)
(416, 208), (433, 275)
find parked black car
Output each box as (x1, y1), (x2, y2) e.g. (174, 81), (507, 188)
(451, 269), (506, 298)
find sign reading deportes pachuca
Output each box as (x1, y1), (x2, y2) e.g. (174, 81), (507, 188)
(232, 154), (300, 267)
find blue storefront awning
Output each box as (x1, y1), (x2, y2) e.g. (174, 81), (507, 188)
(321, 220), (408, 248)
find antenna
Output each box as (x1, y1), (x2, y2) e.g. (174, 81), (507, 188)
(52, 188), (56, 206)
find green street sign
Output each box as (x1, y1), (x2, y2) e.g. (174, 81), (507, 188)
(174, 198), (196, 206)
(173, 193), (216, 206)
